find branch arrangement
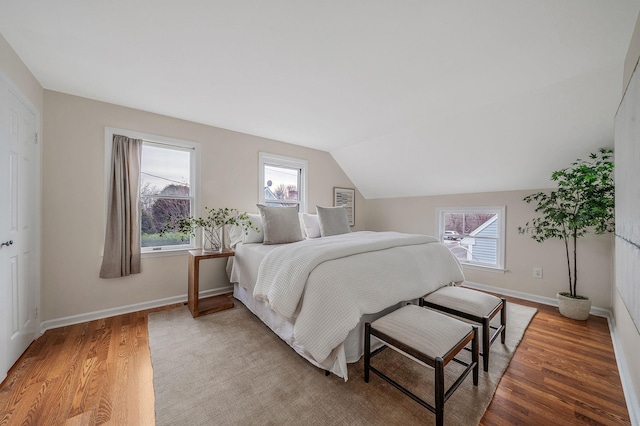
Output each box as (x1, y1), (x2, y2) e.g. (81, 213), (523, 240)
(160, 207), (259, 240)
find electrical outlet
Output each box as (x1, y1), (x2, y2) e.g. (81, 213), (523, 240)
(533, 267), (543, 279)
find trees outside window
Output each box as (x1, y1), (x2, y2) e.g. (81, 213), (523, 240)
(139, 143), (195, 250)
(105, 127), (199, 254)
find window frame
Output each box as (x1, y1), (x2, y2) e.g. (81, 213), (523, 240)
(258, 152), (308, 213)
(436, 206), (506, 271)
(104, 127), (200, 257)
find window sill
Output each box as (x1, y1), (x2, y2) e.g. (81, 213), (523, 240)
(141, 248), (195, 259)
(461, 264), (507, 274)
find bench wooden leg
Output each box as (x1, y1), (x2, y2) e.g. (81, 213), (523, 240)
(472, 325), (479, 385)
(435, 357), (445, 426)
(482, 316), (490, 372)
(501, 298), (507, 344)
(364, 322), (371, 383)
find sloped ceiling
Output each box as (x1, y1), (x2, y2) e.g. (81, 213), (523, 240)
(1, 1), (638, 198)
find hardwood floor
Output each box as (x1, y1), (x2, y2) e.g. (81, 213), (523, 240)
(480, 299), (630, 425)
(0, 304), (180, 426)
(0, 297), (631, 425)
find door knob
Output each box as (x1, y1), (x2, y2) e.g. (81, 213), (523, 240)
(1, 240), (13, 247)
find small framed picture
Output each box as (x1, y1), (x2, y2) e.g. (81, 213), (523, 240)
(334, 187), (355, 226)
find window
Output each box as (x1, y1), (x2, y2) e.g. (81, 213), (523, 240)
(105, 127), (200, 254)
(258, 152), (307, 212)
(436, 206), (506, 270)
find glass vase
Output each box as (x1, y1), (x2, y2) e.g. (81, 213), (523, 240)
(202, 225), (224, 252)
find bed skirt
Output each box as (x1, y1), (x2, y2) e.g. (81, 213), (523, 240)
(233, 283), (405, 380)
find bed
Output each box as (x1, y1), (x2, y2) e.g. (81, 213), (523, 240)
(226, 206), (465, 380)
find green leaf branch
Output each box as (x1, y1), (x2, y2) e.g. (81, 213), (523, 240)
(159, 207), (259, 241)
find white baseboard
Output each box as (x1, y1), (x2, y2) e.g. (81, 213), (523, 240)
(607, 313), (640, 426)
(38, 286), (234, 334)
(463, 280), (638, 426)
(462, 280), (611, 317)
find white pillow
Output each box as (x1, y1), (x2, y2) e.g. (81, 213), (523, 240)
(257, 205), (304, 245)
(228, 213), (263, 246)
(242, 213), (264, 243)
(301, 213), (321, 239)
(316, 205), (351, 237)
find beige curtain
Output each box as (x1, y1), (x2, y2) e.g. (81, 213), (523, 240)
(100, 135), (142, 278)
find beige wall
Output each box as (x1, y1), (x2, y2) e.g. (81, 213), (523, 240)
(366, 189), (613, 309)
(0, 34), (43, 113)
(617, 9), (640, 419)
(624, 13), (640, 94)
(41, 90), (364, 321)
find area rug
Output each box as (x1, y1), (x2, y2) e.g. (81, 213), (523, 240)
(148, 301), (536, 425)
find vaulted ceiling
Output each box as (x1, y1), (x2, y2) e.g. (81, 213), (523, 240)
(1, 1), (638, 198)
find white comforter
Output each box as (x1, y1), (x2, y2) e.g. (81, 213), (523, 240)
(253, 231), (465, 367)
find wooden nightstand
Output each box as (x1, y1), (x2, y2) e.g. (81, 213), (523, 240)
(188, 249), (235, 317)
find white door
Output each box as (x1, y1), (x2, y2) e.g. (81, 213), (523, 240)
(0, 75), (39, 382)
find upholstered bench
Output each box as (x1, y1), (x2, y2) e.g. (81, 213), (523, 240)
(364, 305), (478, 426)
(420, 286), (506, 372)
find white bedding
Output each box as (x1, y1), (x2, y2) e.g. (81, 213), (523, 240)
(228, 231), (465, 380)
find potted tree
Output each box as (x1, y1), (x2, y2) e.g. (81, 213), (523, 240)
(518, 148), (614, 320)
(160, 207), (258, 252)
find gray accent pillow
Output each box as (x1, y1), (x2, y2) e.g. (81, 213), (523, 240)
(256, 205), (303, 245)
(316, 205), (351, 237)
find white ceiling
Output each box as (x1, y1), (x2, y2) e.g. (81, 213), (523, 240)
(1, 1), (638, 198)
